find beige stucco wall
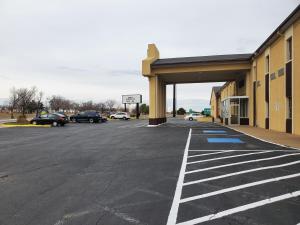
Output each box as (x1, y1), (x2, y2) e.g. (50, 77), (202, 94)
(210, 90), (219, 119)
(269, 37), (286, 132)
(220, 82), (236, 101)
(293, 19), (300, 135)
(250, 19), (299, 134)
(254, 53), (266, 129)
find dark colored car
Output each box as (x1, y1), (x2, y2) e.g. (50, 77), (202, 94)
(53, 112), (69, 123)
(70, 111), (107, 123)
(30, 113), (66, 127)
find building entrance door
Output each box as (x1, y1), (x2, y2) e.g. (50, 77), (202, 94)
(230, 99), (239, 125)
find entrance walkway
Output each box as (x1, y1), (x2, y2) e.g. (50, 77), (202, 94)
(228, 125), (300, 150)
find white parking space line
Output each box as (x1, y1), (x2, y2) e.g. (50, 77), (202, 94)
(168, 127), (300, 225)
(189, 149), (297, 152)
(187, 150), (234, 158)
(180, 172), (300, 203)
(187, 151), (273, 165)
(183, 160), (300, 186)
(186, 152), (300, 174)
(177, 190), (300, 225)
(166, 129), (192, 225)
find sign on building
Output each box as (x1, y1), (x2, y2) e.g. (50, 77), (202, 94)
(122, 94), (142, 104)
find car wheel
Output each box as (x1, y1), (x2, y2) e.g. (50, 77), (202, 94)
(72, 118), (76, 123)
(123, 117), (127, 120)
(32, 121), (37, 125)
(111, 116), (115, 119)
(89, 118), (94, 123)
(52, 121), (58, 127)
(189, 117), (193, 121)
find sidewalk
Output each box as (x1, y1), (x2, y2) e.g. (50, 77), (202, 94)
(227, 125), (300, 149)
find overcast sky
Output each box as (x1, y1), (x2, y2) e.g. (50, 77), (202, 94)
(0, 0), (299, 107)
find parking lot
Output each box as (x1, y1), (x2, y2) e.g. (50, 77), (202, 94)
(1, 119), (300, 225)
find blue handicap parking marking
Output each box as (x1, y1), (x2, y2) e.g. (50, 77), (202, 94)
(203, 130), (227, 134)
(207, 138), (244, 143)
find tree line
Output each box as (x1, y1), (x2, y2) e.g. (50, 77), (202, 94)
(3, 86), (149, 119)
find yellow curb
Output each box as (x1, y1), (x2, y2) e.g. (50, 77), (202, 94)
(0, 124), (51, 128)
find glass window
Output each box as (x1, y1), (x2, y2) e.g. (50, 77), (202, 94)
(266, 103), (269, 118)
(287, 37), (292, 61)
(240, 99), (248, 118)
(265, 55), (270, 74)
(238, 80), (245, 88)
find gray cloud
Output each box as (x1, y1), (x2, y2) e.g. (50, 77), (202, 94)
(0, 0), (298, 107)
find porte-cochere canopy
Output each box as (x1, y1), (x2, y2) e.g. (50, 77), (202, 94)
(142, 44), (252, 125)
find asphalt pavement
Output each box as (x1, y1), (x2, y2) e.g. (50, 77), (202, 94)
(0, 118), (299, 225)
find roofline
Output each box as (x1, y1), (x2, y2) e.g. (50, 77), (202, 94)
(149, 4), (300, 67)
(151, 57), (251, 68)
(252, 4), (300, 60)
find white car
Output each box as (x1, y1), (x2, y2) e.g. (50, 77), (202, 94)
(184, 113), (203, 121)
(110, 112), (130, 120)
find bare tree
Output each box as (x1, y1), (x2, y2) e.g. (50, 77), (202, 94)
(71, 102), (80, 113)
(49, 95), (64, 111)
(17, 87), (37, 116)
(8, 87), (20, 119)
(79, 101), (95, 111)
(96, 102), (106, 113)
(35, 91), (44, 117)
(105, 99), (116, 112)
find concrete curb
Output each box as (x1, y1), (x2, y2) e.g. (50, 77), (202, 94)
(223, 125), (300, 151)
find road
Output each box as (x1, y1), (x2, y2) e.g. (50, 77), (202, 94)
(0, 118), (299, 225)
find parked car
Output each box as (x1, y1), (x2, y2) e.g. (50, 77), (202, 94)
(53, 112), (69, 123)
(70, 111), (106, 123)
(184, 113), (203, 121)
(110, 112), (130, 120)
(30, 113), (66, 126)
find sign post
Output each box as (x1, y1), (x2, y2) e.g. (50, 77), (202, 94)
(122, 94), (142, 119)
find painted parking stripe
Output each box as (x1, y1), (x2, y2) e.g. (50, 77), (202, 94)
(207, 138), (244, 143)
(181, 172), (300, 203)
(183, 159), (300, 186)
(192, 134), (244, 137)
(189, 149), (300, 152)
(187, 151), (272, 165)
(166, 129), (192, 225)
(186, 152), (300, 174)
(187, 150), (234, 158)
(177, 190), (300, 225)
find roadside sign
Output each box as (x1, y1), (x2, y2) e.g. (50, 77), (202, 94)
(122, 94), (142, 104)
